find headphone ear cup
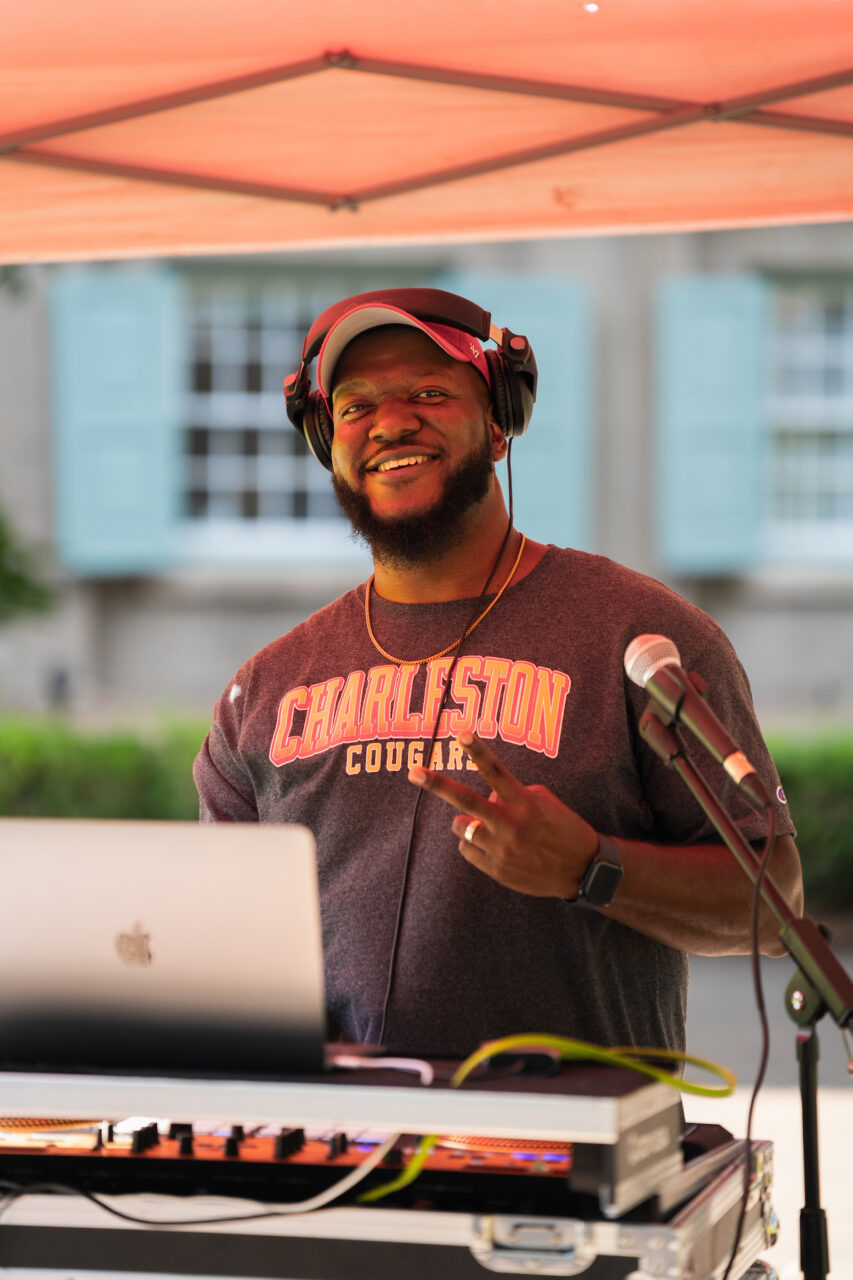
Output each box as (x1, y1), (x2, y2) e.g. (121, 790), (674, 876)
(300, 393), (335, 471)
(484, 350), (511, 439)
(510, 376), (534, 439)
(484, 351), (533, 439)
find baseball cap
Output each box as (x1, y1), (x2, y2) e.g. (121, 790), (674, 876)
(316, 303), (491, 399)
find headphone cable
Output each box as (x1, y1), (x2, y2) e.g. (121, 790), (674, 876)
(377, 442), (516, 1048)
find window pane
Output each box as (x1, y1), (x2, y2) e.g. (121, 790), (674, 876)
(768, 284), (853, 539)
(309, 489), (343, 519)
(182, 279), (347, 528)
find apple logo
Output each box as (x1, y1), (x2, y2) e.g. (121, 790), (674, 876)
(115, 923), (153, 967)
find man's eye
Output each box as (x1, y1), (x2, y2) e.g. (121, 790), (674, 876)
(339, 402), (369, 418)
(415, 388), (446, 400)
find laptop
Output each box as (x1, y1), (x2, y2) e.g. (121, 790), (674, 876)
(0, 818), (325, 1077)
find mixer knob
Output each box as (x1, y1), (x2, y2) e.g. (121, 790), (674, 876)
(326, 1132), (349, 1159)
(274, 1127), (305, 1159)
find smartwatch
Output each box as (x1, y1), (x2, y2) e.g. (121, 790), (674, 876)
(573, 833), (623, 908)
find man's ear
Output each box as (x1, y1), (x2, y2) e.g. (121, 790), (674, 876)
(489, 415), (509, 462)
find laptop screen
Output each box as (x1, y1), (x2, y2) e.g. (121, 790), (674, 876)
(0, 819), (325, 1077)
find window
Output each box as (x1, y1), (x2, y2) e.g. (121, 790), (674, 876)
(766, 283), (853, 560)
(183, 279), (342, 526)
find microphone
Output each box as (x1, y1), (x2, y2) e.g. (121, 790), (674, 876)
(624, 634), (771, 810)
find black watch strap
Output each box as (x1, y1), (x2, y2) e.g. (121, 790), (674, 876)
(570, 833), (624, 909)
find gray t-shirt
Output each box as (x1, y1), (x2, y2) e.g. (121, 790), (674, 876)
(194, 546), (794, 1057)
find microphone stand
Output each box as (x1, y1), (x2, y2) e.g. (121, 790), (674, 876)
(638, 705), (853, 1280)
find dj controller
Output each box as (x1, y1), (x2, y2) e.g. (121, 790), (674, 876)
(0, 1066), (779, 1279)
(0, 1118), (582, 1216)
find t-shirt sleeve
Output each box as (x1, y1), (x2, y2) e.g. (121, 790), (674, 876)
(193, 673), (259, 823)
(633, 628), (796, 848)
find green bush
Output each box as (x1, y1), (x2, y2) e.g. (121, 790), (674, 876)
(0, 718), (207, 821)
(0, 719), (850, 911)
(0, 510), (52, 625)
(768, 733), (853, 912)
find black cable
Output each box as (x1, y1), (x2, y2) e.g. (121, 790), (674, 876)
(377, 440), (516, 1046)
(0, 1179), (299, 1227)
(720, 804), (777, 1280)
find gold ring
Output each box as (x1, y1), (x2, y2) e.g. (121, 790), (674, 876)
(463, 818), (482, 845)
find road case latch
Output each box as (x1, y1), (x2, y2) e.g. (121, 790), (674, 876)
(471, 1215), (600, 1275)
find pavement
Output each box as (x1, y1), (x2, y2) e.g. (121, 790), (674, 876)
(685, 934), (853, 1278)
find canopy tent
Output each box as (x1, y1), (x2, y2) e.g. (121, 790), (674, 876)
(2, 0), (852, 263)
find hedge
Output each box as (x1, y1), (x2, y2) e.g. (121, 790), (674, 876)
(767, 733), (853, 912)
(0, 718), (206, 822)
(0, 719), (851, 910)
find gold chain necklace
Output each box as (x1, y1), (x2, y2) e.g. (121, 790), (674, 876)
(364, 533), (527, 667)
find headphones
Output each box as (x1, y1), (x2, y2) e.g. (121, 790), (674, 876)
(283, 287), (538, 471)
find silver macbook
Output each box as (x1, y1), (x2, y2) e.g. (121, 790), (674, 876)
(0, 818), (325, 1077)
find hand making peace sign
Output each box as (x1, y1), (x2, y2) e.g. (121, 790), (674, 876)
(408, 731), (601, 900)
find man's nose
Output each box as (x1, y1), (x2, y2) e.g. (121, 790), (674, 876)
(369, 397), (420, 440)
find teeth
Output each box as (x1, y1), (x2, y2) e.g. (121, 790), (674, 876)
(376, 455), (429, 473)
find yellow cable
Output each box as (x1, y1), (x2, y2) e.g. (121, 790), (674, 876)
(450, 1034), (737, 1096)
(359, 1032), (735, 1204)
(357, 1134), (438, 1203)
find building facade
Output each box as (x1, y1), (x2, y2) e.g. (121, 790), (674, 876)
(2, 222), (853, 724)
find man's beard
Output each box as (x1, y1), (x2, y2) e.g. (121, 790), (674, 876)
(331, 432), (495, 568)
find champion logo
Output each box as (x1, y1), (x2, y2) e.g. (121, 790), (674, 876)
(777, 784), (787, 805)
(469, 342), (479, 356)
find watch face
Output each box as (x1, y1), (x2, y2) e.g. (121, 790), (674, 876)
(582, 859), (624, 907)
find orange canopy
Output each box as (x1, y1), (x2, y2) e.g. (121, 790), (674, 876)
(3, 0), (852, 262)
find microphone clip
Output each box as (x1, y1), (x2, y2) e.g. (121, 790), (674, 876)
(639, 699), (687, 767)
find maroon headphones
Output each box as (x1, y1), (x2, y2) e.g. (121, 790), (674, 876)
(283, 287), (538, 471)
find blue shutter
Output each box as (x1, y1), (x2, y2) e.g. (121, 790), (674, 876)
(437, 271), (592, 550)
(657, 276), (769, 575)
(51, 266), (181, 576)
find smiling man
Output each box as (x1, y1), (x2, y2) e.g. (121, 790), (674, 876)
(328, 326), (501, 568)
(194, 286), (802, 1059)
